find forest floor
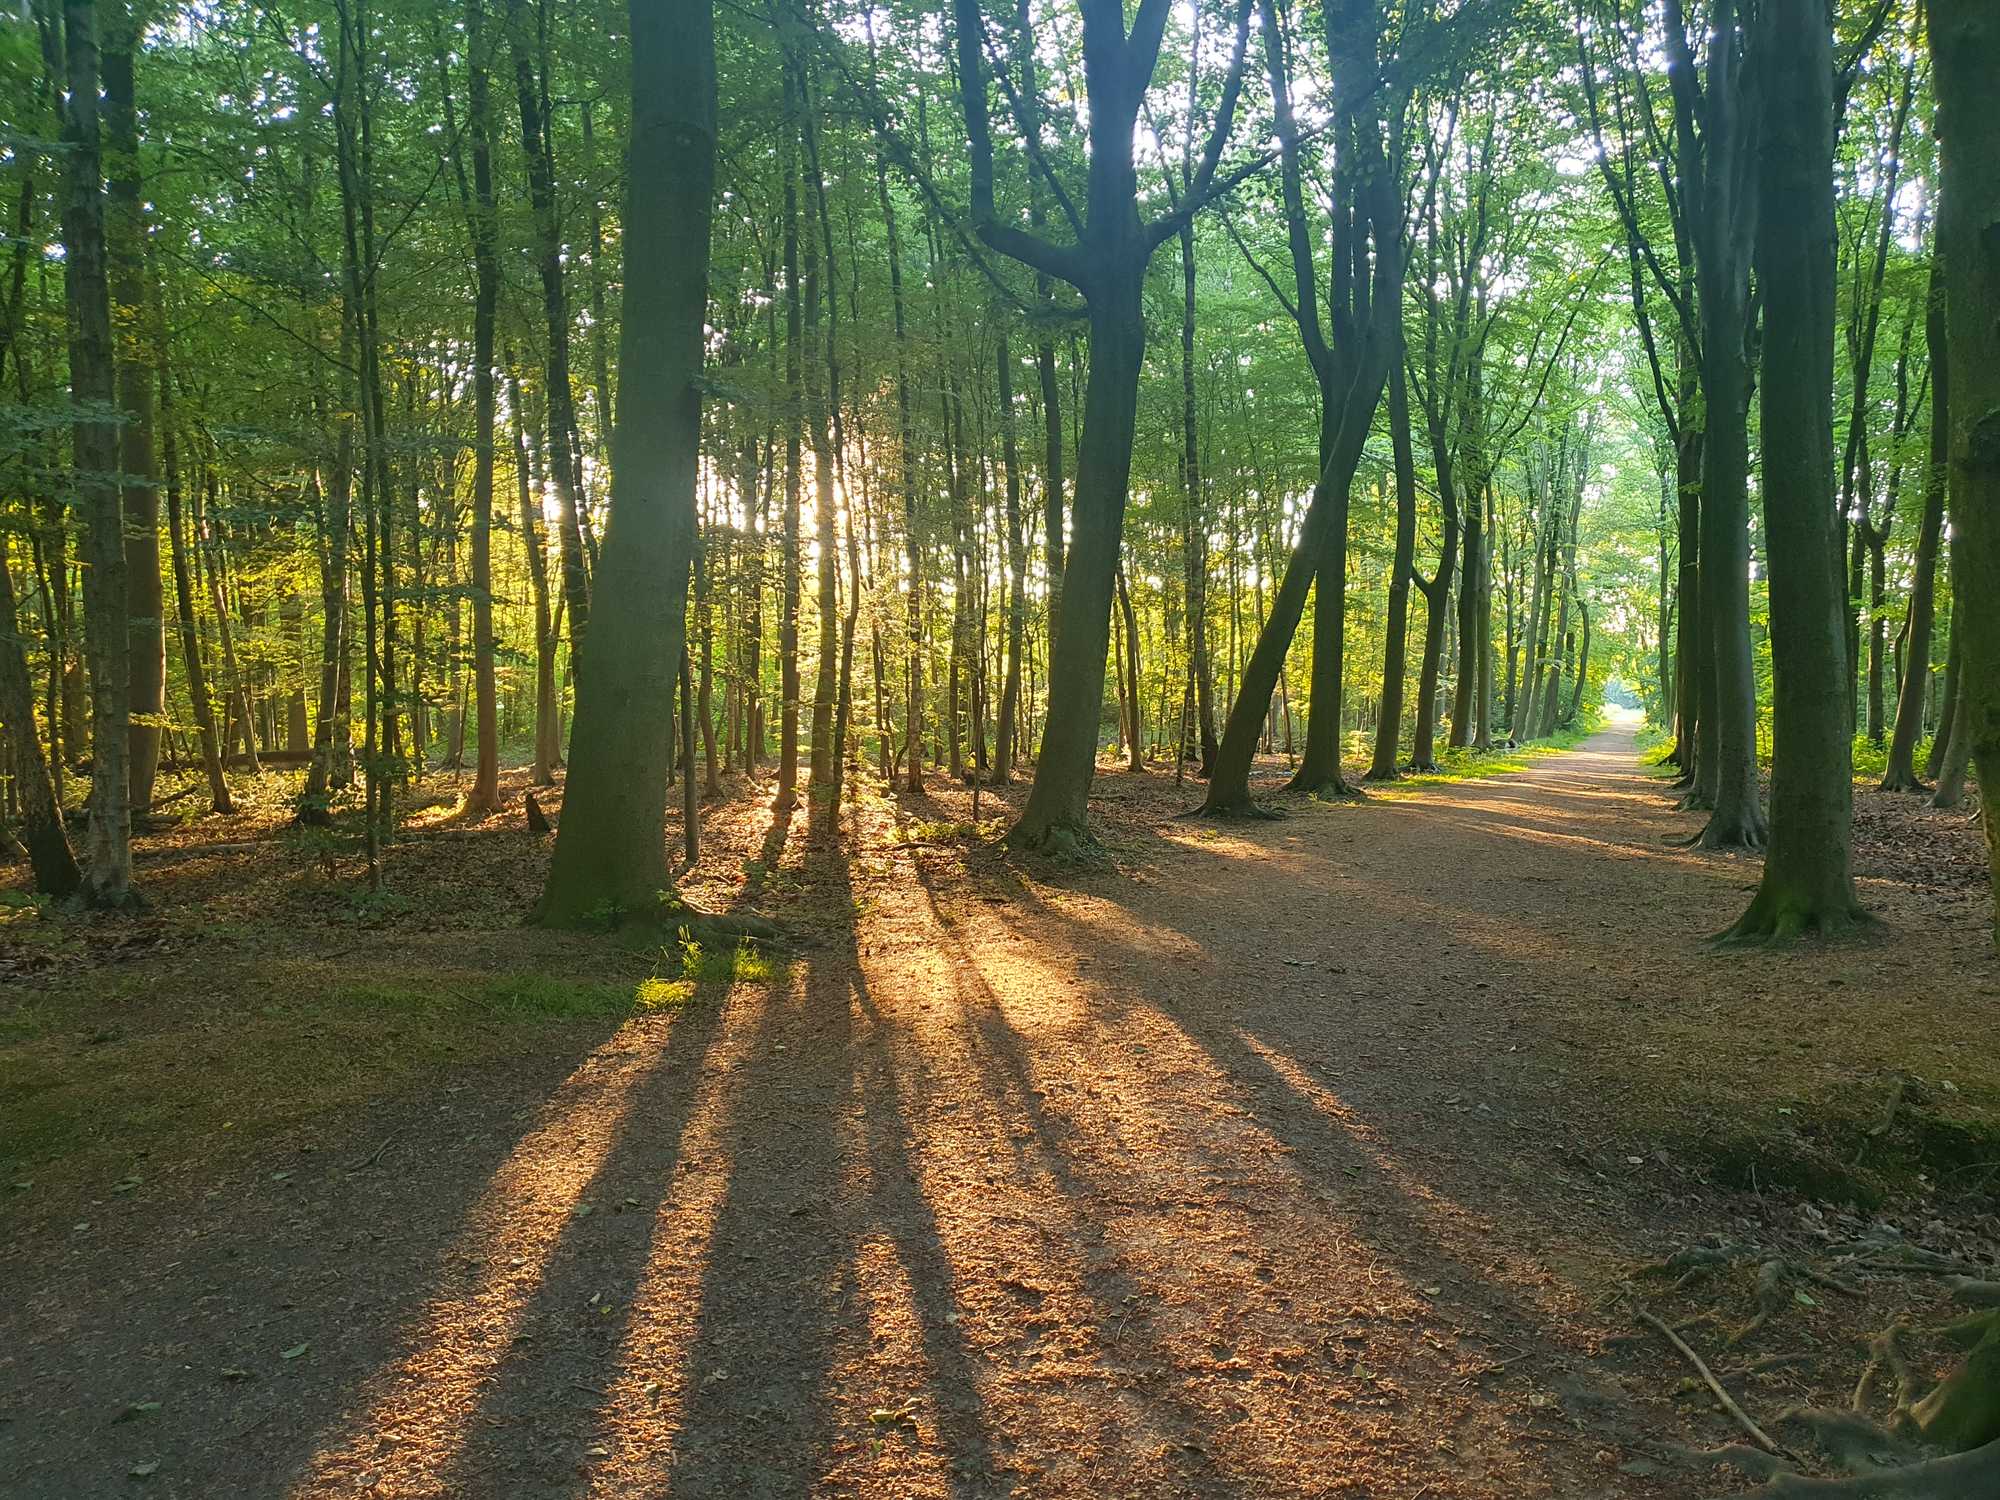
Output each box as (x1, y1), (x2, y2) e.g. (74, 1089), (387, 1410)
(1, 721), (1996, 1499)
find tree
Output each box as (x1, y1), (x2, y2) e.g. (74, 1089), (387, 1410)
(953, 0), (1252, 850)
(1200, 0), (1404, 813)
(1932, 0), (2000, 935)
(61, 0), (139, 909)
(1723, 0), (1859, 940)
(535, 0), (714, 927)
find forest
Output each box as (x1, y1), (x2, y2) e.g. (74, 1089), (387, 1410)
(3, 0), (2000, 1494)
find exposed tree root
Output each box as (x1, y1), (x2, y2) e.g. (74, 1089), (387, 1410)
(1286, 774), (1363, 802)
(1730, 1433), (2000, 1498)
(1194, 797), (1287, 821)
(1698, 806), (1769, 849)
(1004, 820), (1097, 858)
(1730, 1259), (1790, 1346)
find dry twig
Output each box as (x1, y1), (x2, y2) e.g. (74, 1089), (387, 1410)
(1623, 1287), (1791, 1458)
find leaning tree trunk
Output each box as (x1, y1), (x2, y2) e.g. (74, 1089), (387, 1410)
(1883, 261), (1948, 792)
(61, 0), (136, 909)
(0, 547), (81, 896)
(535, 0), (713, 928)
(1724, 0), (1858, 939)
(1934, 0), (2000, 928)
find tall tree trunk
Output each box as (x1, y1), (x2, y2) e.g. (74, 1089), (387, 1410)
(1178, 220), (1218, 775)
(536, 0), (712, 926)
(508, 0), (589, 658)
(1881, 268), (1940, 793)
(458, 0), (502, 812)
(1726, 0), (1856, 938)
(994, 333), (1026, 782)
(800, 59), (841, 834)
(301, 385), (352, 821)
(1932, 0), (2000, 927)
(774, 101), (804, 817)
(1367, 360), (1419, 780)
(160, 377), (229, 815)
(102, 29), (163, 818)
(61, 0), (135, 907)
(1928, 602), (1960, 782)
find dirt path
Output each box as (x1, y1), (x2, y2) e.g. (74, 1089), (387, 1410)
(4, 726), (1994, 1497)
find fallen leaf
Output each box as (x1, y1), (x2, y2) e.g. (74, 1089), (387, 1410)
(572, 1204), (594, 1218)
(112, 1402), (161, 1424)
(114, 1178), (140, 1194)
(8, 1180), (31, 1192)
(129, 1462), (160, 1478)
(220, 1368), (254, 1382)
(1795, 1291), (1816, 1306)
(280, 1343), (308, 1360)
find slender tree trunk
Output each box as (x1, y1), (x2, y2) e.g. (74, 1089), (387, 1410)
(536, 0), (712, 926)
(775, 89), (804, 818)
(508, 0), (589, 656)
(1882, 271), (1943, 792)
(0, 543), (80, 895)
(1178, 221), (1218, 774)
(800, 57), (841, 834)
(1726, 0), (1856, 937)
(161, 378), (228, 815)
(463, 0), (502, 813)
(1929, 603), (1961, 782)
(1368, 361), (1419, 780)
(994, 334), (1026, 782)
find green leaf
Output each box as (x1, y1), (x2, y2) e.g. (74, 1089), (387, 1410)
(279, 1343), (307, 1360)
(1794, 1290), (1816, 1306)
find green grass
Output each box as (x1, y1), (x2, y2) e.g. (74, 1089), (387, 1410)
(1376, 711), (1606, 794)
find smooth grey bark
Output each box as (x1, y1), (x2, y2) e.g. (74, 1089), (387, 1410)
(536, 0), (714, 927)
(1725, 0), (1858, 939)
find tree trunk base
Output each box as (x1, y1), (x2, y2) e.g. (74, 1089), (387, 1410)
(1878, 770), (1932, 795)
(1698, 806), (1768, 849)
(1716, 885), (1869, 944)
(1288, 773), (1362, 802)
(1004, 819), (1095, 858)
(1192, 795), (1285, 821)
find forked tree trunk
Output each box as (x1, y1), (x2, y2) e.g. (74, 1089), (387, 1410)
(1725, 0), (1857, 939)
(535, 0), (713, 927)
